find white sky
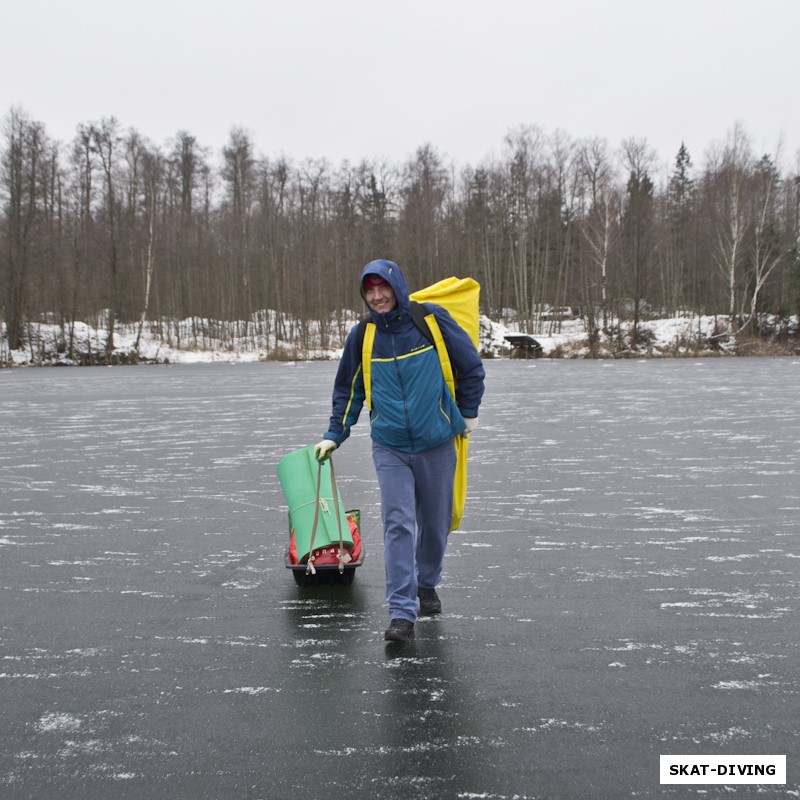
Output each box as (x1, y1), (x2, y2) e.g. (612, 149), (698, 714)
(3, 0), (799, 172)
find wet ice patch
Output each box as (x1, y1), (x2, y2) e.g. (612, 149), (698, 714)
(530, 540), (567, 551)
(713, 679), (778, 690)
(50, 523), (96, 530)
(76, 483), (145, 497)
(290, 639), (337, 648)
(706, 553), (760, 562)
(517, 718), (605, 734)
(221, 580), (262, 589)
(704, 726), (752, 744)
(65, 648), (104, 658)
(654, 587), (779, 617)
(36, 712), (82, 733)
(291, 652), (348, 667)
(604, 640), (661, 653)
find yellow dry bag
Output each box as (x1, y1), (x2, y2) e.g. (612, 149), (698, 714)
(361, 276), (481, 530)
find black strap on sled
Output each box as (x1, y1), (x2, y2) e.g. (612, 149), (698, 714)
(306, 457), (351, 575)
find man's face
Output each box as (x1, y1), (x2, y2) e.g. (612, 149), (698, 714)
(364, 281), (397, 314)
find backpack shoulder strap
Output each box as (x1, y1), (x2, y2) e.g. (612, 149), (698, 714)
(409, 301), (434, 342)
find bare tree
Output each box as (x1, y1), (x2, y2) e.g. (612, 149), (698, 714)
(793, 171), (800, 317)
(90, 118), (123, 359)
(356, 159), (397, 259)
(620, 137), (656, 342)
(62, 126), (97, 359)
(221, 128), (255, 322)
(462, 164), (500, 314)
(135, 147), (163, 352)
(1, 108), (47, 351)
(165, 131), (209, 324)
(502, 125), (545, 329)
(399, 144), (449, 289)
(546, 129), (580, 333)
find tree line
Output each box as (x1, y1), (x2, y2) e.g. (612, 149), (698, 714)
(1, 106), (799, 361)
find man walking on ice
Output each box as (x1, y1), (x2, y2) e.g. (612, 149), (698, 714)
(314, 259), (485, 642)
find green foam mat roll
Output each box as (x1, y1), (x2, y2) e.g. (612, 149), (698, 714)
(276, 445), (352, 561)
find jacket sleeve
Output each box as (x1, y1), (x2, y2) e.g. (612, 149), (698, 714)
(429, 305), (485, 418)
(323, 324), (366, 447)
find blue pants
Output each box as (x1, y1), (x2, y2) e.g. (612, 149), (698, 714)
(372, 439), (456, 622)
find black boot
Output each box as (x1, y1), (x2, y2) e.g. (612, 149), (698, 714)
(384, 618), (415, 642)
(417, 587), (442, 615)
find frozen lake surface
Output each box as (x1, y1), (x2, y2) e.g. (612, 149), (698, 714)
(1, 358), (799, 799)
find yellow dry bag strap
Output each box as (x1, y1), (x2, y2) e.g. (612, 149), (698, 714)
(423, 313), (468, 532)
(362, 322), (376, 411)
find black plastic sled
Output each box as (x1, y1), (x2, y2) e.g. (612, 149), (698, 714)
(284, 549), (364, 587)
(285, 507), (365, 587)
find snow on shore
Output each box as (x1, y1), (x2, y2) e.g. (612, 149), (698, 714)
(2, 312), (796, 367)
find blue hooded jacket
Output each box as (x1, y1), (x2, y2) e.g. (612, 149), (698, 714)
(323, 260), (485, 454)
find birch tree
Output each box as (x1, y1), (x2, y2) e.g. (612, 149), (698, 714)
(710, 123), (753, 330)
(578, 137), (617, 335)
(135, 147), (162, 352)
(743, 153), (786, 331)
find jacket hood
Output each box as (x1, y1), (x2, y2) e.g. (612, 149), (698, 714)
(360, 259), (410, 316)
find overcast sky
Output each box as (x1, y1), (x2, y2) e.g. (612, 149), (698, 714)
(3, 0), (799, 173)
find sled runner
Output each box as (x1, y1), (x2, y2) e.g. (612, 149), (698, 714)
(277, 445), (364, 586)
